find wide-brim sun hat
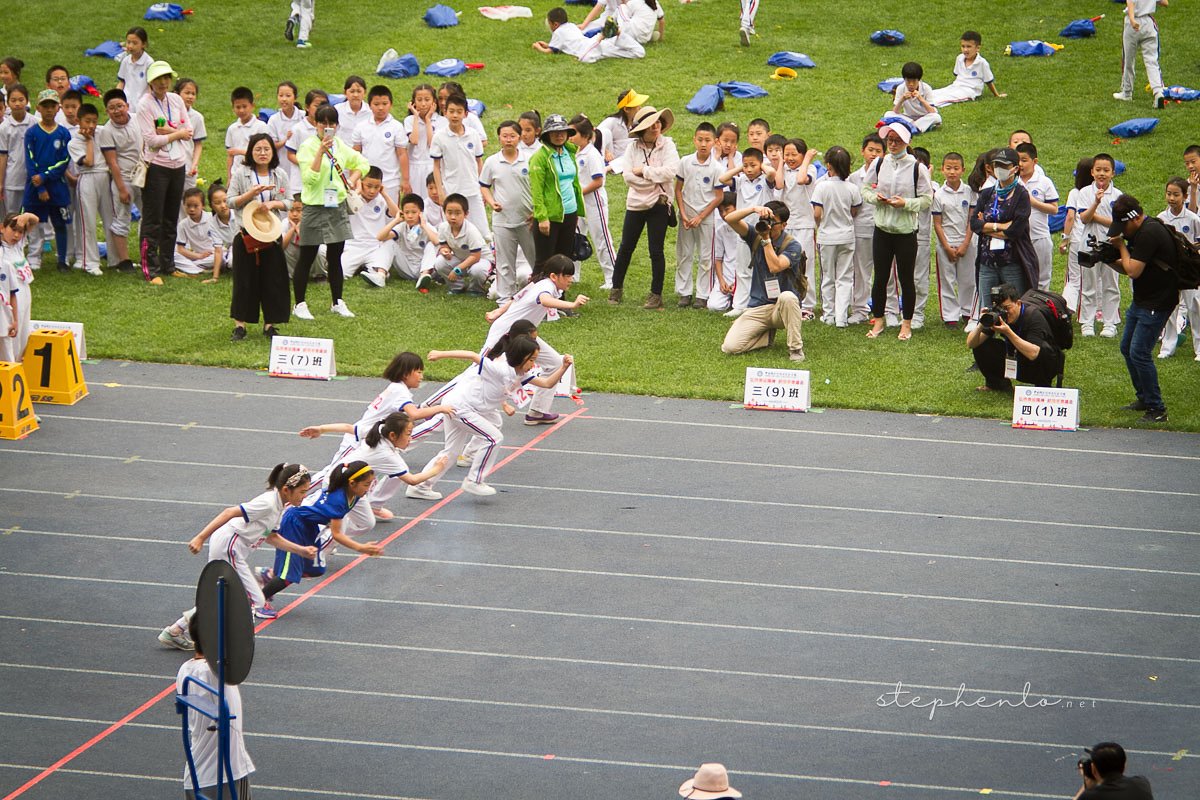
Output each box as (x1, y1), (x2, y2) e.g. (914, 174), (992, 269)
(882, 121), (912, 145)
(629, 105), (674, 135)
(146, 60), (178, 83)
(617, 89), (649, 110)
(770, 67), (797, 81)
(539, 114), (577, 144)
(242, 200), (283, 243)
(679, 763), (742, 800)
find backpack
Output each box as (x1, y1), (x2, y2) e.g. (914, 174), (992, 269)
(425, 58), (466, 77)
(1008, 40), (1059, 57)
(424, 4), (460, 27)
(84, 40), (125, 60)
(1147, 217), (1200, 291)
(870, 30), (905, 46)
(377, 52), (420, 79)
(717, 81), (769, 99)
(144, 3), (186, 21)
(1021, 289), (1074, 351)
(767, 52), (816, 70)
(1108, 117), (1159, 138)
(686, 85), (725, 115)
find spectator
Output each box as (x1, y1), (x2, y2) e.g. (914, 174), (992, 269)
(1074, 742), (1153, 800)
(529, 114), (583, 276)
(968, 148), (1037, 321)
(136, 61), (193, 284)
(966, 282), (1062, 391)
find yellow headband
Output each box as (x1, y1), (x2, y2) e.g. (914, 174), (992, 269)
(350, 465), (374, 481)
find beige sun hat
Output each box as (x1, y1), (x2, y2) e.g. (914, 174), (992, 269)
(629, 105), (675, 135)
(241, 200), (282, 243)
(679, 763), (742, 800)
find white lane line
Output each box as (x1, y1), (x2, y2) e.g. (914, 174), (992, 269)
(580, 414), (1200, 462)
(32, 413), (296, 436)
(1, 449), (263, 471)
(90, 381), (367, 405)
(423, 518), (1200, 578)
(0, 487), (222, 507)
(492, 482), (1200, 538)
(530, 447), (1199, 498)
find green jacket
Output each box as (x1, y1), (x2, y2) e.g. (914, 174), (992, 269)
(529, 142), (585, 223)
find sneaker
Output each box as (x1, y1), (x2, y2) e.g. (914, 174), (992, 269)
(692, 296), (706, 309)
(284, 13), (297, 40)
(456, 454), (472, 468)
(1140, 408), (1168, 423)
(461, 479), (497, 497)
(293, 301), (314, 320)
(1100, 324), (1117, 338)
(361, 269), (385, 288)
(158, 627), (194, 651)
(405, 484), (443, 501)
(255, 567), (273, 588)
(643, 293), (663, 310)
(677, 294), (692, 308)
(789, 348), (806, 362)
(231, 326), (247, 342)
(115, 259), (136, 273)
(608, 287), (623, 304)
(415, 273), (435, 293)
(1081, 327), (1095, 337)
(253, 603), (278, 620)
(723, 308), (744, 318)
(1120, 400), (1148, 412)
(911, 318), (924, 330)
(148, 276), (163, 285)
(524, 410), (560, 426)
(84, 265), (103, 276)
(296, 39), (312, 49)
(331, 299), (355, 317)
(56, 261), (70, 273)
(1112, 91), (1132, 101)
(846, 314), (868, 325)
(739, 26), (751, 46)
(1154, 93), (1165, 109)
(1157, 349), (1174, 359)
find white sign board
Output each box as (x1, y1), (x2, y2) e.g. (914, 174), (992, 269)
(268, 336), (336, 381)
(1012, 386), (1079, 431)
(554, 363), (578, 398)
(743, 367), (811, 412)
(31, 321), (85, 360)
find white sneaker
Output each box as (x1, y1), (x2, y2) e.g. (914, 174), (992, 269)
(1113, 91), (1132, 101)
(331, 299), (355, 317)
(461, 479), (497, 496)
(293, 301), (314, 320)
(1081, 327), (1095, 337)
(1157, 350), (1173, 359)
(1100, 324), (1117, 338)
(911, 318), (924, 330)
(739, 26), (751, 46)
(405, 484), (443, 501)
(84, 265), (103, 276)
(456, 454), (472, 468)
(723, 308), (744, 318)
(885, 314), (900, 328)
(361, 269), (385, 288)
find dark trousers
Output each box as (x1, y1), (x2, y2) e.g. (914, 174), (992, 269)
(140, 164), (185, 278)
(611, 203), (670, 295)
(871, 229), (918, 321)
(972, 337), (1058, 390)
(533, 213), (578, 275)
(294, 241), (345, 305)
(230, 236), (290, 325)
(1120, 303), (1170, 411)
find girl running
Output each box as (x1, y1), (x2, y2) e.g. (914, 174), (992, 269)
(158, 462), (315, 649)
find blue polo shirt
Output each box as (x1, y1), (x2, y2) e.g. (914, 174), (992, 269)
(743, 228), (805, 308)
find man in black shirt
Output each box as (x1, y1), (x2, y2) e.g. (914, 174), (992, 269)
(966, 282), (1061, 391)
(1106, 194), (1180, 422)
(1073, 741), (1153, 800)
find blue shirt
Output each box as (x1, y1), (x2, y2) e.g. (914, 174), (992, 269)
(23, 123), (72, 209)
(277, 488), (354, 548)
(550, 148), (578, 216)
(743, 228), (806, 308)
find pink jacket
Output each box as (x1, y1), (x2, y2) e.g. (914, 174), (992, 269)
(622, 134), (680, 211)
(137, 92), (191, 169)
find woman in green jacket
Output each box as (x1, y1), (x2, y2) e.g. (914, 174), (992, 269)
(529, 114), (584, 275)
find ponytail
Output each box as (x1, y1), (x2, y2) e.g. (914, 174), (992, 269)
(485, 319), (538, 360)
(504, 335), (539, 369)
(365, 411), (411, 448)
(267, 462), (311, 490)
(328, 460), (373, 494)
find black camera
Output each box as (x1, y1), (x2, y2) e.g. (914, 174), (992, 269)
(1077, 234), (1120, 268)
(979, 287), (1006, 332)
(755, 215), (774, 233)
(1078, 758), (1093, 777)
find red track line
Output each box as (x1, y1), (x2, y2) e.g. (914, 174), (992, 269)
(2, 406), (587, 800)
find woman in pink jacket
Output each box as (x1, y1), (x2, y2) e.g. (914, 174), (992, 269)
(607, 106), (680, 309)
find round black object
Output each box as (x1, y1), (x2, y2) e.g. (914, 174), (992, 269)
(194, 560), (255, 686)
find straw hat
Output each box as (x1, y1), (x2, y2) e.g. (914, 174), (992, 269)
(629, 105), (674, 135)
(241, 201), (282, 243)
(679, 763), (741, 800)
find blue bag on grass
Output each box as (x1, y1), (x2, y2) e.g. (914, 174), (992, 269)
(879, 114), (920, 137)
(717, 81), (768, 99)
(1108, 118), (1159, 138)
(1059, 18), (1097, 38)
(85, 40), (124, 59)
(870, 30), (905, 46)
(467, 98), (485, 117)
(1009, 40), (1057, 57)
(378, 53), (421, 79)
(1048, 205), (1067, 234)
(877, 77), (904, 93)
(425, 58), (466, 77)
(686, 85), (725, 115)
(767, 52), (815, 69)
(1164, 85), (1200, 101)
(144, 3), (185, 21)
(424, 4), (459, 27)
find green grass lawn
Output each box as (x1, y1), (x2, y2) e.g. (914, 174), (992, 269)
(4, 0), (1198, 430)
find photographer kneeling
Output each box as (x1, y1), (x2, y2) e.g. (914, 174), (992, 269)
(966, 283), (1062, 391)
(720, 201), (807, 361)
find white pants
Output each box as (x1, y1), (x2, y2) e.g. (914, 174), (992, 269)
(109, 180), (141, 238)
(1159, 289), (1200, 357)
(207, 531), (266, 610)
(706, 254), (735, 311)
(928, 84), (979, 107)
(420, 409), (503, 488)
(174, 251), (214, 274)
(342, 239), (394, 277)
(675, 216), (714, 298)
(393, 241), (436, 280)
(788, 226), (817, 312)
(581, 190), (615, 287)
(818, 242), (854, 326)
(850, 233), (873, 321)
(579, 31), (645, 64)
(1079, 263), (1121, 331)
(731, 240), (752, 311)
(530, 338), (562, 415)
(883, 111), (942, 133)
(935, 239), (974, 322)
(290, 0), (314, 40)
(493, 224), (536, 302)
(1063, 240), (1081, 313)
(1121, 17), (1163, 95)
(409, 159), (433, 206)
(434, 253), (490, 293)
(1031, 236), (1053, 290)
(740, 0), (759, 29)
(75, 172), (114, 271)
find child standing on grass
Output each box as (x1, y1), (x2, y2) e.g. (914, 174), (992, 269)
(1114, 0), (1168, 107)
(268, 81), (303, 193)
(0, 212), (37, 361)
(225, 87), (269, 182)
(1058, 157), (1093, 314)
(0, 85), (34, 256)
(403, 84), (444, 207)
(335, 77), (370, 141)
(479, 120), (535, 303)
(116, 27), (152, 112)
(517, 111), (542, 160)
(69, 103), (108, 276)
(570, 115), (614, 289)
(431, 94), (489, 240)
(353, 85), (408, 200)
(1077, 153), (1123, 337)
(99, 89), (142, 273)
(286, 89), (329, 181)
(175, 78), (206, 191)
(932, 151), (976, 326)
(23, 90), (72, 273)
(719, 147), (771, 316)
(258, 461), (384, 613)
(674, 121), (723, 309)
(158, 462), (316, 647)
(777, 138), (819, 317)
(928, 31), (1006, 107)
(847, 133), (884, 323)
(811, 146), (861, 327)
(706, 193), (739, 312)
(1156, 177), (1200, 359)
(1016, 143), (1059, 290)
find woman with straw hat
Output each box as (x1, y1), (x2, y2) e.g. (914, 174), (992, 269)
(135, 59), (193, 284)
(608, 105), (679, 309)
(230, 200), (290, 341)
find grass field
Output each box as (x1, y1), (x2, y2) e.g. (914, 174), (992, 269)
(3, 0), (1199, 429)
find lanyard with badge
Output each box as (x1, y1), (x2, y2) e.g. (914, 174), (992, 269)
(988, 191), (1007, 251)
(1003, 304), (1024, 379)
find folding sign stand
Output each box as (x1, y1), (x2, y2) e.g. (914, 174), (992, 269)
(176, 560), (255, 800)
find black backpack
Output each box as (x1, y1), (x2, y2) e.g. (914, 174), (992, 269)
(1147, 217), (1200, 291)
(1021, 288), (1074, 351)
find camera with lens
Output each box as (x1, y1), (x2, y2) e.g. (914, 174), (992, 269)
(755, 214), (775, 233)
(979, 287), (1006, 332)
(1077, 234), (1120, 268)
(1077, 757), (1092, 777)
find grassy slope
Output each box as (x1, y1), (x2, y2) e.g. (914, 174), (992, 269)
(4, 0), (1198, 429)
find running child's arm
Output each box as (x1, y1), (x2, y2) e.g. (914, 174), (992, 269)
(299, 423), (354, 438)
(407, 403), (455, 421)
(263, 531), (317, 560)
(427, 349), (481, 364)
(329, 519), (384, 556)
(527, 354), (574, 389)
(400, 456), (450, 485)
(484, 301), (512, 323)
(540, 292), (589, 311)
(188, 506), (244, 554)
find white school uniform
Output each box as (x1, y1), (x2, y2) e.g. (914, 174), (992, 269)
(290, 0), (315, 41)
(485, 276), (566, 415)
(116, 52), (153, 113)
(1157, 206), (1200, 359)
(202, 489), (285, 610)
(211, 211), (238, 252)
(225, 116), (270, 160)
(69, 131), (113, 274)
(430, 126), (489, 238)
(334, 101), (371, 142)
(434, 218), (490, 291)
(576, 142), (614, 287)
(180, 106), (207, 191)
(928, 53), (995, 107)
(0, 242), (22, 362)
(578, 3), (646, 64)
(781, 164), (819, 311)
(1062, 187), (1086, 313)
(596, 117), (631, 162)
(343, 193), (395, 277)
(177, 657), (255, 790)
(404, 112), (447, 206)
(392, 220), (436, 280)
(1121, 0), (1164, 97)
(707, 216), (740, 311)
(931, 180), (976, 323)
(1021, 171), (1059, 290)
(97, 119), (144, 239)
(479, 150), (534, 302)
(267, 106), (305, 194)
(740, 0), (759, 30)
(1076, 182), (1123, 332)
(730, 172), (771, 311)
(549, 22), (590, 59)
(675, 152), (723, 299)
(887, 81), (942, 132)
(175, 211), (221, 274)
(353, 114), (406, 198)
(1, 242), (33, 357)
(0, 115), (36, 254)
(622, 0), (663, 44)
(812, 176), (860, 326)
(847, 162), (877, 322)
